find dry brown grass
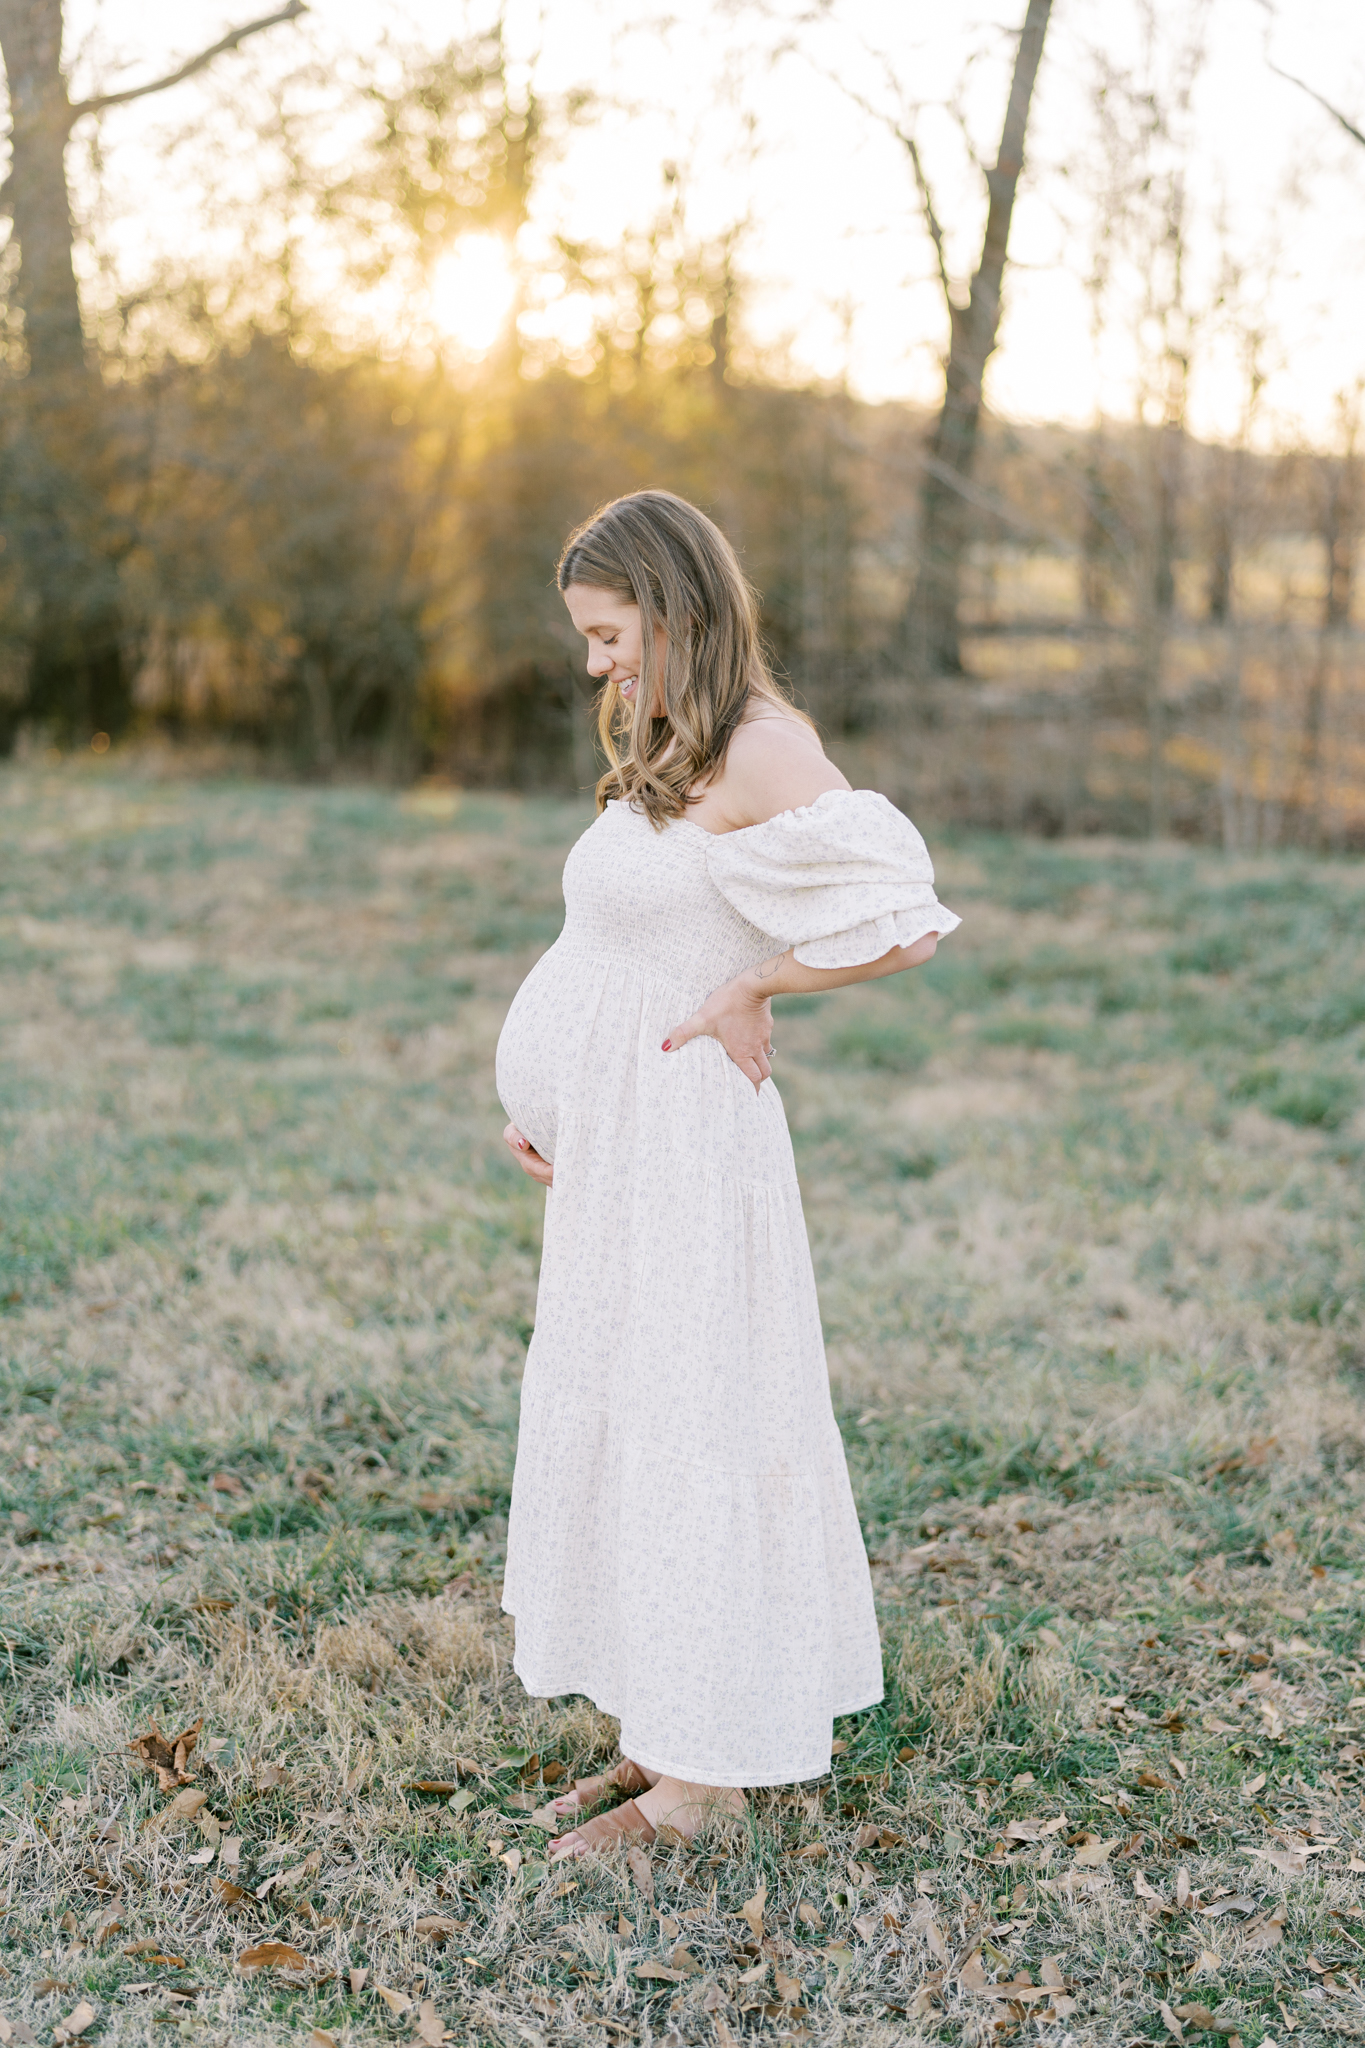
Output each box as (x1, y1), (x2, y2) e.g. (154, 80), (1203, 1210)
(1, 763), (1364, 2046)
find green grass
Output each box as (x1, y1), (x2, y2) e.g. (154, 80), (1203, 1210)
(1, 763), (1364, 2046)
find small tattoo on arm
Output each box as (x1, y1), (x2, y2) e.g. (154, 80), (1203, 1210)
(754, 952), (785, 981)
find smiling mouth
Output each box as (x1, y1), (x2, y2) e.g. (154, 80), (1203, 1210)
(618, 676), (638, 698)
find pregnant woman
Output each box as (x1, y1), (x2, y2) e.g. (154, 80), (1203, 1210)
(496, 490), (959, 1858)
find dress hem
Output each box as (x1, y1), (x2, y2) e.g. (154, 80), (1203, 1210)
(506, 1622), (883, 1786)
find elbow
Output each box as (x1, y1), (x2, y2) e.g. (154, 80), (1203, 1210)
(903, 931), (938, 968)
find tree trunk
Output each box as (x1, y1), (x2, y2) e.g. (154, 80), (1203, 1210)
(905, 0), (1052, 678)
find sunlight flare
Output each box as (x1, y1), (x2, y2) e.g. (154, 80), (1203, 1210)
(429, 235), (517, 354)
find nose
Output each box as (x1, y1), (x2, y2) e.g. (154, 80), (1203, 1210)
(586, 645), (614, 678)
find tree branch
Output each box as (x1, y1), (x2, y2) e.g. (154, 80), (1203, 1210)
(1266, 58), (1365, 150)
(67, 0), (309, 125)
(816, 70), (957, 315)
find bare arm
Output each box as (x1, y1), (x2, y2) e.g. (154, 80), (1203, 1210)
(664, 933), (940, 1093)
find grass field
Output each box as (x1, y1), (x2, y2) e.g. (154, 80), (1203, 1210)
(2, 763), (1365, 2048)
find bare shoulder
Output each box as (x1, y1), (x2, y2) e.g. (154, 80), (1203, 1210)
(720, 703), (851, 828)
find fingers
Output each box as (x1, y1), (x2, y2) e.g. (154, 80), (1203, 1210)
(661, 1010), (703, 1053)
(504, 1123), (553, 1187)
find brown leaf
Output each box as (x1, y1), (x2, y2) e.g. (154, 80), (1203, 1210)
(635, 1962), (686, 1983)
(374, 1985), (411, 2016)
(349, 1968), (368, 1995)
(738, 1879), (766, 1942)
(1173, 2006), (1219, 2028)
(414, 1916), (464, 1943)
(310, 2032), (338, 2048)
(254, 1762), (291, 1793)
(213, 1878), (247, 1907)
(412, 1998), (449, 2046)
(791, 1842), (827, 1861)
(407, 1781), (458, 1797)
(276, 1850), (322, 1890)
(669, 1945), (701, 1976)
(162, 1787), (209, 1823)
(128, 1716), (203, 1792)
(1134, 1870), (1164, 1903)
(1072, 1833), (1121, 1867)
(618, 1912), (634, 1938)
(737, 1959), (769, 1986)
(1138, 1770), (1172, 1791)
(1176, 1866), (1192, 1909)
(852, 1914), (879, 1941)
(122, 1942), (161, 1957)
(210, 1471), (246, 1496)
(774, 1967), (802, 2003)
(0, 2021), (39, 2045)
(1243, 1909), (1286, 1952)
(1159, 2001), (1184, 2040)
(926, 1922), (948, 1964)
(959, 1954), (987, 1991)
(1243, 1845), (1308, 1877)
(627, 1845), (654, 1901)
(52, 2004), (97, 2046)
(1040, 1957), (1066, 1988)
(237, 1941), (309, 1972)
(33, 1982), (74, 1999)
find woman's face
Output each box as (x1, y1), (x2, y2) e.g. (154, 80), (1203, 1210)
(563, 584), (668, 713)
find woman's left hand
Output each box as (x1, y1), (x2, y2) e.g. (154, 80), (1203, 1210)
(662, 971), (774, 1093)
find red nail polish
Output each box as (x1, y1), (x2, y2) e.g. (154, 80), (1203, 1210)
(661, 1040), (671, 1051)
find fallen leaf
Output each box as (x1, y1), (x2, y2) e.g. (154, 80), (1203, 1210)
(852, 1914), (879, 1941)
(829, 1739), (848, 1755)
(1241, 1772), (1268, 1799)
(1243, 1909), (1286, 1952)
(636, 1962), (687, 1983)
(737, 1957), (768, 1986)
(791, 1842), (827, 1861)
(738, 1878), (766, 1942)
(310, 2033), (338, 2048)
(497, 1848), (522, 1877)
(1194, 1950), (1223, 1973)
(853, 1824), (880, 1851)
(670, 1945), (701, 1976)
(160, 1787), (210, 1825)
(1170, 1756), (1189, 1780)
(186, 1844), (216, 1866)
(413, 1998), (449, 2045)
(415, 1916), (463, 1942)
(407, 1781), (458, 1796)
(714, 2019), (739, 2048)
(374, 1985), (412, 2016)
(1072, 1833), (1122, 1867)
(1243, 1846), (1308, 1877)
(1134, 1870), (1164, 1902)
(1201, 1894), (1257, 1917)
(1051, 1994), (1077, 2019)
(824, 1945), (853, 1978)
(926, 1922), (949, 1964)
(276, 1850), (323, 1890)
(93, 1910), (123, 1946)
(213, 1878), (247, 1906)
(959, 1954), (988, 1991)
(1040, 1958), (1066, 1988)
(128, 1717), (203, 1791)
(797, 1900), (824, 1930)
(52, 2005), (97, 2048)
(658, 1915), (680, 1940)
(237, 1941), (309, 1971)
(1177, 1867), (1192, 1909)
(627, 1845), (653, 1901)
(0, 2022), (38, 2045)
(1160, 2000), (1185, 2041)
(618, 1913), (634, 1938)
(122, 1941), (161, 1957)
(254, 1762), (290, 1793)
(349, 1967), (368, 1994)
(774, 1967), (801, 2003)
(32, 1983), (74, 1999)
(1172, 2005), (1218, 2027)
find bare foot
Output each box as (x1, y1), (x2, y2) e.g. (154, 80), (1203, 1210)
(535, 1757), (657, 1829)
(633, 1774), (746, 1840)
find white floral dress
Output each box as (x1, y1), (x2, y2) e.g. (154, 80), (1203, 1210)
(495, 789), (960, 1786)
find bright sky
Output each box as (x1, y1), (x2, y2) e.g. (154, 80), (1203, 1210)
(47, 0), (1365, 446)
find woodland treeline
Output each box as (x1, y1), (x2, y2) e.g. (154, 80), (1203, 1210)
(1, 1), (1363, 845)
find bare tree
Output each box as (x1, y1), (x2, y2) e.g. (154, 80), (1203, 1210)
(0, 0), (307, 737)
(896, 0), (1053, 678)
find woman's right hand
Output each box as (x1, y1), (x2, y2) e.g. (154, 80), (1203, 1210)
(504, 1122), (554, 1187)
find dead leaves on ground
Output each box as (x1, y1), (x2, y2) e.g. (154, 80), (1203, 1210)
(237, 1942), (310, 1973)
(128, 1717), (202, 1791)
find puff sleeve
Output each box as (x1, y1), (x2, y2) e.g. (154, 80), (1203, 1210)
(703, 788), (961, 970)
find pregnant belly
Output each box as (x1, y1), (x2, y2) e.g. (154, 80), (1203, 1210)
(495, 949), (569, 1163)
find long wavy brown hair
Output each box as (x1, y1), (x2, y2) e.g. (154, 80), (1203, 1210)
(557, 490), (801, 826)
